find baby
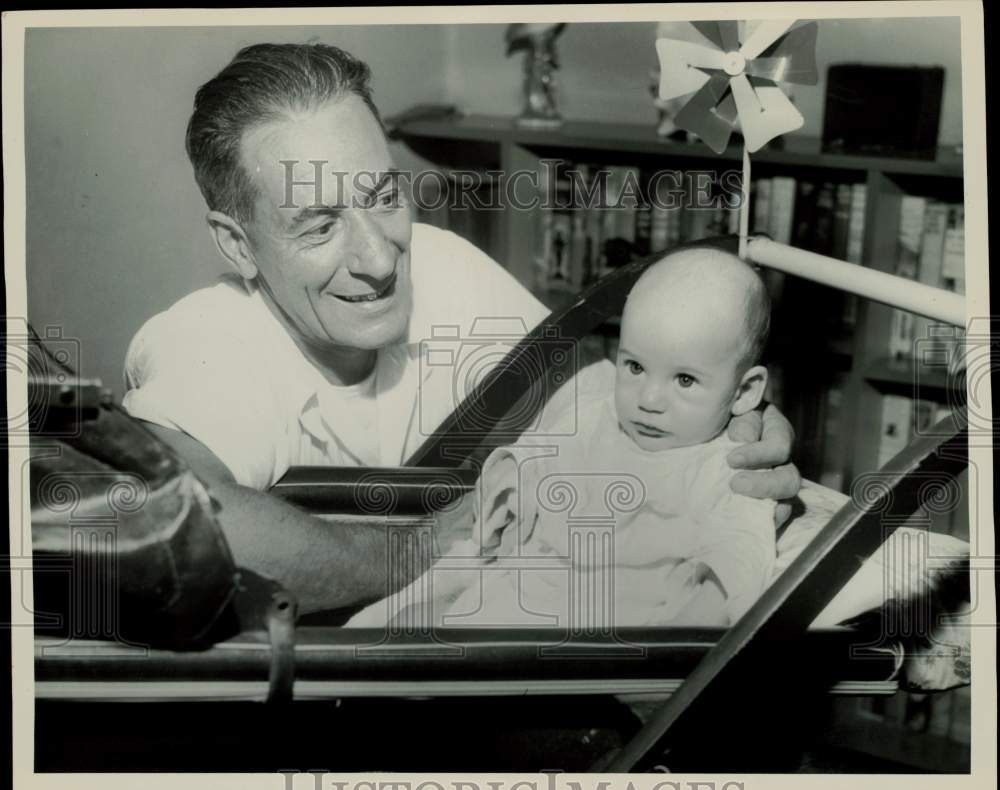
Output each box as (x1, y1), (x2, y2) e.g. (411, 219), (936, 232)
(351, 247), (777, 629)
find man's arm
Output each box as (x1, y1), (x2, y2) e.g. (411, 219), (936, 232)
(144, 422), (421, 614)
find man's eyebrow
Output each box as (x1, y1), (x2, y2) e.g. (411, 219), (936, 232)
(288, 170), (401, 226)
(356, 168), (401, 200)
(287, 205), (344, 230)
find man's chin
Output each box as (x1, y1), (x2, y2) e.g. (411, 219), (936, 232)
(327, 313), (410, 351)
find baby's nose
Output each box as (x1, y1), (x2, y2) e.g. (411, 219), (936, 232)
(638, 383), (667, 412)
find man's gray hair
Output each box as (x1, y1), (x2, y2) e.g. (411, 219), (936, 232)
(185, 42), (383, 224)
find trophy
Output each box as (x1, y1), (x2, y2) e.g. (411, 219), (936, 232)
(506, 22), (566, 129)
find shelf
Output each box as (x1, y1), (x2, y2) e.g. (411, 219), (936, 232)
(863, 357), (963, 401)
(395, 114), (964, 179)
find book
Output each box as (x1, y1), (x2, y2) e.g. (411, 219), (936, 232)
(846, 183), (868, 265)
(762, 176), (795, 304)
(877, 394), (914, 467)
(633, 172), (653, 256)
(888, 195), (928, 359)
(769, 176), (797, 244)
(725, 201), (741, 235)
(791, 179), (818, 249)
(831, 183), (853, 261)
(941, 205), (965, 293)
(753, 177), (772, 235)
(818, 375), (847, 492)
(569, 208), (589, 290)
(649, 174), (671, 253)
(533, 163), (556, 293)
(615, 166), (641, 243)
(812, 182), (836, 256)
(842, 183), (868, 327)
(548, 210), (573, 291)
(583, 167), (605, 285)
(911, 201), (949, 353)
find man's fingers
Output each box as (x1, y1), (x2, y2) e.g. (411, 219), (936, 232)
(728, 405), (794, 469)
(773, 501), (793, 528)
(730, 463), (802, 501)
(761, 402), (795, 445)
(728, 431), (783, 469)
(727, 409), (763, 445)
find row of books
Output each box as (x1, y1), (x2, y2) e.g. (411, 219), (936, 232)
(534, 163), (743, 294)
(534, 166), (871, 310)
(752, 177), (868, 330)
(889, 198), (966, 360)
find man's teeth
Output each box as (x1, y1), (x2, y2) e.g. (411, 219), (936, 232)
(337, 275), (395, 303)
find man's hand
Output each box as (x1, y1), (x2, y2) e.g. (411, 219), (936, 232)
(726, 403), (802, 526)
(432, 489), (477, 557)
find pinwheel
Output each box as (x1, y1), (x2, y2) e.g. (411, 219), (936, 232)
(655, 20), (819, 154)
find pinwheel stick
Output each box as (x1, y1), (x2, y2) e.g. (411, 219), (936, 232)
(746, 237), (966, 327)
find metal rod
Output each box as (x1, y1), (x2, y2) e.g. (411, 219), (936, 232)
(746, 236), (966, 326)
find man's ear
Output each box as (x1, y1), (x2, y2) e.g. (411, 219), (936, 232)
(206, 211), (258, 280)
(731, 365), (768, 417)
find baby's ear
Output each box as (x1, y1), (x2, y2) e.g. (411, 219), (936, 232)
(731, 365), (768, 417)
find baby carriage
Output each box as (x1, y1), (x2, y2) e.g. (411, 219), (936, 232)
(28, 235), (972, 772)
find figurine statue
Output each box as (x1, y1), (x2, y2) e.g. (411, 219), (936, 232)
(506, 22), (566, 128)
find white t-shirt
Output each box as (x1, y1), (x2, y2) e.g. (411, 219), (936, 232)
(122, 223), (550, 489)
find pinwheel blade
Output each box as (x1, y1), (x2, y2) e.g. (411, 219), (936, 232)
(673, 72), (736, 154)
(715, 92), (739, 128)
(655, 38), (727, 101)
(746, 21), (819, 85)
(730, 74), (804, 153)
(691, 20), (741, 52)
(739, 19), (795, 60)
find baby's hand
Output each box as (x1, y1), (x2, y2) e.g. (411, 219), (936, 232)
(726, 403), (801, 527)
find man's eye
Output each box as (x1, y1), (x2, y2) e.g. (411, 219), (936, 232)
(676, 374), (697, 388)
(373, 189), (402, 209)
(625, 360), (643, 375)
(307, 221), (336, 237)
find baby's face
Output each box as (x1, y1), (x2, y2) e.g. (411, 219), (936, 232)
(614, 292), (744, 452)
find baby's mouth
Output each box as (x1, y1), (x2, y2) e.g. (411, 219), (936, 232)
(632, 420), (668, 437)
(332, 272), (397, 303)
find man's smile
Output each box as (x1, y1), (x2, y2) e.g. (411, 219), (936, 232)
(330, 271), (397, 303)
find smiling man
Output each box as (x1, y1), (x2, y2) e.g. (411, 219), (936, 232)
(121, 43), (800, 614)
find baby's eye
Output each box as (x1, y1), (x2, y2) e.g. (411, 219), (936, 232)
(676, 373), (697, 388)
(625, 360), (644, 375)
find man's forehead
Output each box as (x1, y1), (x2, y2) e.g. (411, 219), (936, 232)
(241, 96), (393, 206)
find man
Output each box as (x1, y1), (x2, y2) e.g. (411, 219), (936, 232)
(123, 42), (800, 614)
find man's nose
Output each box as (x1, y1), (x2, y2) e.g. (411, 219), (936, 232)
(342, 212), (396, 280)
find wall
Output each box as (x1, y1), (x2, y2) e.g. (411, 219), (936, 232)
(443, 17), (963, 144)
(24, 25), (448, 396)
